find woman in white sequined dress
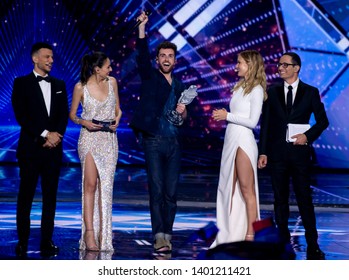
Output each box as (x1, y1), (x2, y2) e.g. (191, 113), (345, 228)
(210, 50), (267, 247)
(69, 52), (121, 252)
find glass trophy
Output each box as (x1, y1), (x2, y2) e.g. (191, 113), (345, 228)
(166, 85), (198, 126)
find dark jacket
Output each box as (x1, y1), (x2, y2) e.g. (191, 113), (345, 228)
(259, 80), (329, 161)
(11, 72), (69, 159)
(130, 38), (186, 135)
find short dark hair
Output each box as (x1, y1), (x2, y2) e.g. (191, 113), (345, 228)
(283, 51), (301, 68)
(156, 41), (177, 57)
(31, 42), (53, 56)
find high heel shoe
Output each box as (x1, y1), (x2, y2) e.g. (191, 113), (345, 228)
(245, 234), (254, 241)
(85, 229), (99, 251)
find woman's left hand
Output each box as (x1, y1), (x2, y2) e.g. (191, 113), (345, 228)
(109, 121), (119, 132)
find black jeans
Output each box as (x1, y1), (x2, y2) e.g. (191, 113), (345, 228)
(142, 135), (181, 240)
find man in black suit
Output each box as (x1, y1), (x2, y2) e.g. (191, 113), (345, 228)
(258, 52), (329, 260)
(11, 42), (69, 257)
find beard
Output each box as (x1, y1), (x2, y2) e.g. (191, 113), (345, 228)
(159, 63), (174, 74)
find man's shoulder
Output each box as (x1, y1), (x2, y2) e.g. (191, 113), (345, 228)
(50, 76), (66, 85)
(298, 80), (318, 91)
(173, 76), (186, 89)
(267, 82), (283, 93)
(49, 75), (63, 81)
(14, 73), (33, 81)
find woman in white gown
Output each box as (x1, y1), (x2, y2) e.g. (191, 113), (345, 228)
(211, 50), (267, 247)
(69, 52), (122, 252)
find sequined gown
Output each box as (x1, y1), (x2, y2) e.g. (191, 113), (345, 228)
(78, 80), (118, 252)
(211, 85), (263, 248)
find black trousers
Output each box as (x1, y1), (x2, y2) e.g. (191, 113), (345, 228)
(270, 144), (319, 249)
(16, 155), (61, 244)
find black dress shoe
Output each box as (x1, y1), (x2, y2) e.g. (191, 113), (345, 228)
(15, 242), (28, 257)
(40, 240), (59, 256)
(307, 248), (325, 260)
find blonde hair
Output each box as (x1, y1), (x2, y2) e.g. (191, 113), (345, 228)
(233, 50), (267, 100)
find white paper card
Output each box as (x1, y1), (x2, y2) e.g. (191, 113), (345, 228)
(286, 123), (310, 142)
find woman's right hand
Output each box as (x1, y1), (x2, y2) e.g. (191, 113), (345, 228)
(212, 108), (228, 121)
(83, 120), (103, 131)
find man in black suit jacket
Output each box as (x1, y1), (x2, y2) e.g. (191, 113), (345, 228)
(11, 42), (69, 257)
(258, 52), (329, 260)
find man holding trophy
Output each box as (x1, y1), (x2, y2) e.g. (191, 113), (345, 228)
(130, 11), (197, 254)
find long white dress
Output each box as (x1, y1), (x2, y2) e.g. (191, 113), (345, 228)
(211, 85), (264, 248)
(78, 80), (118, 252)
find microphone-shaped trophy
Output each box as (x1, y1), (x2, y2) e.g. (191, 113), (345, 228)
(166, 85), (198, 126)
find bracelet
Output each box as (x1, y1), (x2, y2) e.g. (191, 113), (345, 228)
(74, 117), (81, 125)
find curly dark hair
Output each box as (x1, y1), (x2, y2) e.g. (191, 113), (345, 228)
(156, 41), (177, 57)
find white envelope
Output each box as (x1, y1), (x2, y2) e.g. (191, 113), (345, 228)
(286, 123), (310, 142)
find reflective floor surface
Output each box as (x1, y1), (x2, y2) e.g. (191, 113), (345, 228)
(0, 164), (349, 260)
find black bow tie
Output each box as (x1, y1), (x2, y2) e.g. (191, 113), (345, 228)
(37, 76), (51, 83)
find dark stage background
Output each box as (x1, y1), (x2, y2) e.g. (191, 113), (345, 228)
(0, 0), (348, 169)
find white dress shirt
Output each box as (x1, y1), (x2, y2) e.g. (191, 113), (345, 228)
(284, 78), (299, 105)
(33, 70), (51, 138)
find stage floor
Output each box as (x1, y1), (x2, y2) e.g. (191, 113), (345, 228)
(0, 165), (348, 260)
